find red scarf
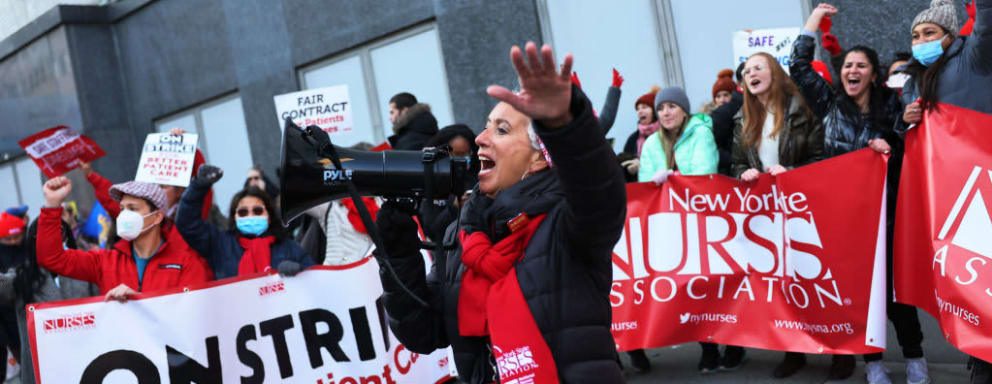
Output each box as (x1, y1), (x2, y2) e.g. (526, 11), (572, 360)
(341, 197), (379, 234)
(237, 236), (275, 275)
(458, 214), (559, 383)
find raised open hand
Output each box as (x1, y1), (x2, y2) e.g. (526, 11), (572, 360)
(487, 42), (574, 128)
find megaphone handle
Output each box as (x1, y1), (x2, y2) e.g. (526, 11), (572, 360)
(312, 126), (430, 309)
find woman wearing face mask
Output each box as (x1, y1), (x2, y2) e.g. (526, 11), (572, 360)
(731, 52), (824, 183)
(900, 1), (992, 383)
(373, 42), (626, 383)
(794, 5), (928, 384)
(900, 0), (991, 131)
(176, 165), (314, 280)
(37, 178), (213, 301)
(637, 86), (718, 184)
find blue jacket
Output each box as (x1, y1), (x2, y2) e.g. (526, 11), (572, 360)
(175, 182), (313, 280)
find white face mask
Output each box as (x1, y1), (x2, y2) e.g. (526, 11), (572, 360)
(886, 73), (910, 89)
(116, 209), (156, 241)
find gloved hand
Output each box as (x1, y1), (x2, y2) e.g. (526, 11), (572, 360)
(194, 164), (223, 187)
(652, 169), (676, 185)
(611, 68), (624, 88)
(373, 201), (421, 259)
(277, 260), (302, 277)
(459, 193), (493, 235)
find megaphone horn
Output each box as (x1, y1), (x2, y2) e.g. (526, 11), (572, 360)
(278, 118), (473, 225)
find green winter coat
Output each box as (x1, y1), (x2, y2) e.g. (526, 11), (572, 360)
(638, 113), (718, 182)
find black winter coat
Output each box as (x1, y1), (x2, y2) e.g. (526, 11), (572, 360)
(388, 103), (439, 150)
(791, 35), (903, 158)
(379, 86), (627, 383)
(710, 90), (743, 176)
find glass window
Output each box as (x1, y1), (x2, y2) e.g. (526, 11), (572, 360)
(669, 0), (804, 110)
(154, 94), (254, 210)
(0, 165), (19, 212)
(301, 56), (377, 147)
(200, 97), (255, 210)
(300, 24), (452, 148)
(545, 1), (667, 153)
(370, 28), (453, 139)
(14, 157), (44, 220)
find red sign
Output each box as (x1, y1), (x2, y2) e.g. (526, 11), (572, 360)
(611, 149), (889, 354)
(17, 126), (106, 178)
(894, 103), (992, 362)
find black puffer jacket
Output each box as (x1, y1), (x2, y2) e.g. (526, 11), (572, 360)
(791, 35), (903, 158)
(388, 103), (439, 150)
(378, 87), (626, 383)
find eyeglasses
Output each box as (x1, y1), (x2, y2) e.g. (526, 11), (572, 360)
(236, 206), (265, 217)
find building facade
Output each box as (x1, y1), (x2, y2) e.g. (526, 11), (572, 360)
(0, 0), (940, 217)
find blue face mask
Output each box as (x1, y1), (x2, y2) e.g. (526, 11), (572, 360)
(236, 216), (269, 236)
(912, 39), (945, 66)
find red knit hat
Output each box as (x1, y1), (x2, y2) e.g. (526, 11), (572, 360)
(712, 69), (736, 99)
(812, 61), (833, 84)
(635, 86), (661, 110)
(0, 212), (25, 238)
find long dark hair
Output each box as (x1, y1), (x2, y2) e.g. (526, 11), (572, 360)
(17, 219), (77, 304)
(904, 28), (956, 112)
(228, 187), (287, 240)
(835, 46), (894, 129)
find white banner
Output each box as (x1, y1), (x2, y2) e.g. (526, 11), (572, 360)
(28, 259), (452, 384)
(134, 132), (198, 187)
(732, 27), (801, 74)
(274, 85), (355, 138)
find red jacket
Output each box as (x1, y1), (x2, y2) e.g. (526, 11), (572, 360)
(37, 207), (213, 294)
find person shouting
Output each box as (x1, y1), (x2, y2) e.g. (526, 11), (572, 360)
(374, 42), (626, 383)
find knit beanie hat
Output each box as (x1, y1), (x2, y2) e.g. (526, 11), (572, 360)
(654, 86), (691, 114)
(712, 69), (736, 99)
(913, 0), (960, 37)
(635, 86), (661, 110)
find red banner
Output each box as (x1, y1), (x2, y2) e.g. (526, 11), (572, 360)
(611, 149), (888, 354)
(17, 126), (105, 178)
(894, 103), (992, 362)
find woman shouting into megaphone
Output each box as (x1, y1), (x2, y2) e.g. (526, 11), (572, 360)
(374, 42), (626, 384)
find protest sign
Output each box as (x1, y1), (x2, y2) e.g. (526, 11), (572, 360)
(894, 104), (992, 362)
(274, 85), (354, 138)
(29, 260), (452, 384)
(732, 27), (801, 73)
(17, 126), (105, 178)
(611, 149), (888, 354)
(135, 133), (198, 187)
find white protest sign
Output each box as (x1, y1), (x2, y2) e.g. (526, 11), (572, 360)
(732, 27), (801, 74)
(29, 260), (453, 384)
(274, 85), (354, 137)
(134, 133), (198, 187)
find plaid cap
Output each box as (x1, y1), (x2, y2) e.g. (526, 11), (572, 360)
(0, 212), (25, 238)
(109, 181), (169, 212)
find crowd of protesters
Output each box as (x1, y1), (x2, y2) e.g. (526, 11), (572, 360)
(0, 0), (988, 383)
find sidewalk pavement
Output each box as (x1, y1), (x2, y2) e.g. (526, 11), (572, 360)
(624, 310), (972, 383)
